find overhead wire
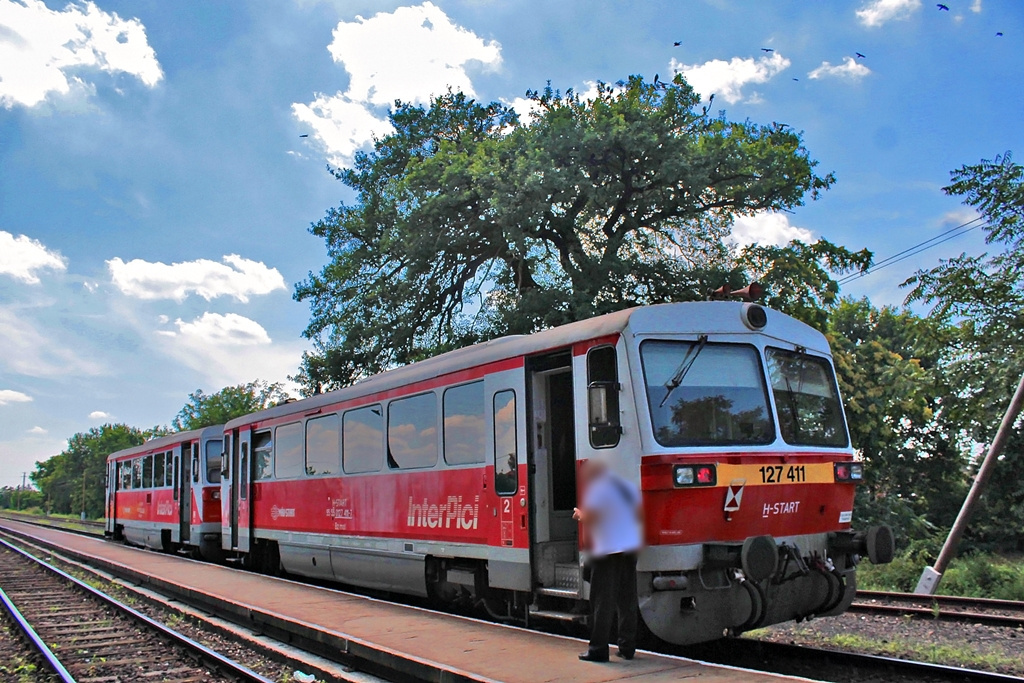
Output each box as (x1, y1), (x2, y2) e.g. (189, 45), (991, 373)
(837, 216), (987, 286)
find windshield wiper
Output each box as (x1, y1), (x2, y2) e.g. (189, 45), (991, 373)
(659, 334), (709, 408)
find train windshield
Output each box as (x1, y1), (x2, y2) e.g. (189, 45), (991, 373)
(205, 440), (223, 483)
(641, 341), (774, 446)
(765, 348), (848, 447)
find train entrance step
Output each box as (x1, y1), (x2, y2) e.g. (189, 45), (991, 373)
(529, 606), (588, 623)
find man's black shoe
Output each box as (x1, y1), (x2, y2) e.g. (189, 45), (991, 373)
(578, 651), (609, 662)
(616, 650), (635, 660)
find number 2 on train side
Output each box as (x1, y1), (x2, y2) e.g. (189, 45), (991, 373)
(758, 465), (806, 484)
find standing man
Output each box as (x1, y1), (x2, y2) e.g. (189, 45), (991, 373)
(573, 458), (644, 662)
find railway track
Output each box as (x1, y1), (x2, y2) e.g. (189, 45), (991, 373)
(0, 536), (276, 683)
(3, 515), (1023, 682)
(851, 589), (1024, 628)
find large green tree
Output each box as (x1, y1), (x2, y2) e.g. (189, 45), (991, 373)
(296, 76), (867, 392)
(172, 380), (289, 431)
(31, 424), (145, 518)
(905, 151), (1024, 550)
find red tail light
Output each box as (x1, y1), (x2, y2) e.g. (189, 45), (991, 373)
(696, 466), (715, 484)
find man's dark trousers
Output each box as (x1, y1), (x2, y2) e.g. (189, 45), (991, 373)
(587, 551), (638, 658)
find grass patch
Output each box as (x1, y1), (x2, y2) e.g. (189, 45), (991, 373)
(820, 632), (1023, 671)
(858, 545), (1024, 600)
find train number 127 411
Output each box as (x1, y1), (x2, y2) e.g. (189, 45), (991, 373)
(758, 465), (806, 484)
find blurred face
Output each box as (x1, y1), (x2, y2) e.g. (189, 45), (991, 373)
(581, 458), (608, 485)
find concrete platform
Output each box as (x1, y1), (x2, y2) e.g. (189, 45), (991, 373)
(0, 519), (818, 683)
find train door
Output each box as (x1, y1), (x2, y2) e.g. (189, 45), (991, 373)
(526, 350), (581, 595)
(228, 431), (239, 549)
(234, 432), (252, 557)
(105, 460), (117, 536)
(180, 442), (193, 543)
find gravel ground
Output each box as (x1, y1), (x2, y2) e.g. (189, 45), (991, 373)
(6, 543), (307, 683)
(748, 611), (1024, 676)
(0, 612), (57, 683)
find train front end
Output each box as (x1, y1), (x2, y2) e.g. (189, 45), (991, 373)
(625, 302), (893, 645)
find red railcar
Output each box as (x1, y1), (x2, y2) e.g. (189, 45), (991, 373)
(105, 425), (224, 560)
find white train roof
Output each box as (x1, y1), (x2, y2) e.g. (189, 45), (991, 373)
(107, 424), (224, 461)
(226, 301), (829, 430)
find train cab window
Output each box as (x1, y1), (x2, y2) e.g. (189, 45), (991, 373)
(766, 348), (849, 447)
(493, 391), (518, 495)
(132, 458), (143, 488)
(343, 405), (384, 474)
(306, 414), (340, 476)
(443, 382), (486, 466)
(274, 423), (304, 478)
(587, 345), (622, 448)
(121, 462), (132, 490)
(206, 440), (222, 483)
(642, 341), (774, 447)
(166, 452), (175, 487)
(253, 432), (273, 479)
(387, 393), (438, 469)
(154, 452), (165, 488)
(142, 455), (153, 489)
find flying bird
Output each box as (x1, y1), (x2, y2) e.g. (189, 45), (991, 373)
(673, 41), (682, 46)
(996, 32), (1004, 36)
(761, 47), (774, 52)
(299, 134), (309, 138)
(855, 52), (866, 59)
(936, 3), (949, 9)
(792, 77), (800, 81)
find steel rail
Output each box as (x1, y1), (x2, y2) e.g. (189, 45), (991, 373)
(858, 589), (1024, 611)
(0, 584), (76, 682)
(0, 536), (276, 683)
(851, 589), (1024, 628)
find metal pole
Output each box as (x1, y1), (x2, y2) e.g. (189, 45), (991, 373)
(17, 472), (25, 510)
(81, 474), (87, 521)
(915, 371), (1024, 595)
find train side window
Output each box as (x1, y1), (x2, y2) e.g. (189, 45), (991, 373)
(154, 452), (165, 488)
(192, 444), (200, 483)
(142, 455), (153, 489)
(240, 442), (249, 499)
(206, 440), (222, 484)
(121, 462), (131, 490)
(443, 382), (486, 466)
(343, 405), (384, 474)
(306, 414), (340, 476)
(587, 345), (621, 449)
(133, 458), (142, 488)
(387, 393), (438, 469)
(167, 452), (176, 487)
(275, 423), (304, 478)
(493, 390), (518, 496)
(253, 432), (273, 479)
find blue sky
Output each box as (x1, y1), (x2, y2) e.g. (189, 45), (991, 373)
(1, 0), (1021, 483)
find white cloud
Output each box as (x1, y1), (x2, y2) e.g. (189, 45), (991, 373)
(0, 306), (104, 377)
(730, 212), (814, 248)
(27, 426), (47, 435)
(294, 2), (502, 165)
(0, 231), (67, 284)
(971, 0), (982, 12)
(0, 389), (32, 405)
(88, 410), (111, 419)
(808, 57), (872, 81)
(154, 312), (303, 389)
(670, 52), (790, 104)
(107, 254), (286, 303)
(0, 0), (162, 109)
(166, 312), (272, 346)
(856, 0), (922, 27)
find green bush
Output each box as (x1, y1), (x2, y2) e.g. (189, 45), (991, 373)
(857, 542), (1024, 600)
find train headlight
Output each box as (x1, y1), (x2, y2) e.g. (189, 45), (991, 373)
(673, 464), (717, 487)
(835, 462), (864, 482)
(674, 466), (695, 486)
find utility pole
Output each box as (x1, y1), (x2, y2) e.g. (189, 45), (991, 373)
(81, 473), (87, 521)
(916, 371), (1024, 595)
(17, 472), (26, 510)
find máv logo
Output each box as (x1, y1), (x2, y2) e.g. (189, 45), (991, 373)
(407, 495), (480, 530)
(270, 505), (296, 521)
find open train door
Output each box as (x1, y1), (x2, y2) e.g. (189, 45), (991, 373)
(233, 429), (252, 553)
(525, 350), (582, 597)
(179, 441), (194, 544)
(105, 459), (117, 537)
